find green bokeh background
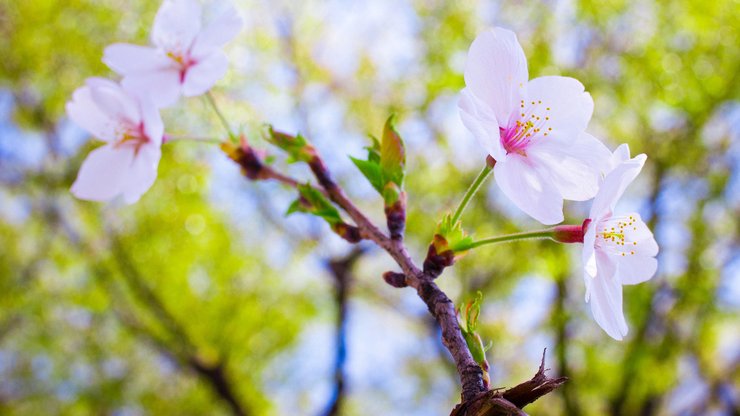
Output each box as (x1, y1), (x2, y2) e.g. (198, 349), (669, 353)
(0, 0), (738, 415)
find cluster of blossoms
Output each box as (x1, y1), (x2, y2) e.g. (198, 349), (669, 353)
(68, 0), (242, 203)
(66, 1), (657, 342)
(460, 28), (658, 340)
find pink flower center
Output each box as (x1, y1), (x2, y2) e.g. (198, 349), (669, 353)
(167, 51), (197, 83)
(115, 122), (150, 154)
(500, 99), (553, 156)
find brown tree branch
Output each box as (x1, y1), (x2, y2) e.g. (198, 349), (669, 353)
(226, 141), (565, 413)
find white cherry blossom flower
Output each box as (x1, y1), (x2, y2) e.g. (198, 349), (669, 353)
(67, 78), (164, 204)
(582, 147), (659, 340)
(459, 27), (610, 224)
(103, 0), (242, 108)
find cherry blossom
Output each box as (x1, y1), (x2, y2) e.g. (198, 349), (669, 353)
(582, 147), (659, 340)
(459, 27), (609, 225)
(103, 0), (242, 108)
(67, 78), (164, 204)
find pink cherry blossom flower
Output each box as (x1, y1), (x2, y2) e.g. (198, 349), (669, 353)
(582, 146), (659, 340)
(459, 27), (610, 225)
(67, 78), (164, 204)
(103, 0), (242, 108)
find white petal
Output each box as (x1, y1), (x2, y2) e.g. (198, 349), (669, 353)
(611, 143), (631, 166)
(526, 76), (593, 140)
(464, 27), (528, 128)
(86, 78), (141, 127)
(66, 86), (118, 142)
(617, 255), (657, 285)
(582, 223), (597, 280)
(152, 0), (202, 54)
(588, 255), (628, 340)
(589, 154), (647, 220)
(190, 2), (242, 59)
(494, 155), (564, 225)
(459, 88), (505, 161)
(103, 44), (171, 75)
(121, 144), (161, 204)
(182, 51), (228, 97)
(71, 144), (136, 202)
(122, 70), (182, 109)
(589, 276), (628, 340)
(527, 132), (609, 201)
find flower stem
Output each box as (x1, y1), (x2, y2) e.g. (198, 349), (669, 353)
(464, 229), (554, 250)
(205, 91), (236, 141)
(450, 164), (493, 225)
(164, 135), (223, 144)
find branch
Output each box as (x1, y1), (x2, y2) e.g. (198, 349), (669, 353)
(322, 247), (364, 416)
(451, 351), (568, 416)
(226, 141), (566, 412)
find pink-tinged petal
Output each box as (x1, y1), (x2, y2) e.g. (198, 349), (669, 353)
(588, 265), (628, 340)
(152, 0), (202, 54)
(103, 44), (171, 75)
(71, 144), (136, 202)
(135, 94), (164, 146)
(617, 255), (657, 285)
(527, 133), (607, 201)
(526, 76), (593, 140)
(86, 78), (141, 127)
(121, 144), (162, 204)
(589, 153), (647, 220)
(191, 2), (242, 59)
(494, 155), (564, 225)
(459, 88), (505, 161)
(122, 70), (182, 108)
(66, 86), (118, 142)
(181, 51), (228, 97)
(464, 27), (528, 127)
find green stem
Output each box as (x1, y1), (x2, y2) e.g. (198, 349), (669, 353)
(464, 229), (554, 250)
(165, 135), (223, 144)
(450, 164), (493, 225)
(205, 91), (236, 141)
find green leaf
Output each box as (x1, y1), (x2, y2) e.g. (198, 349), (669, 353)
(265, 127), (314, 163)
(380, 114), (406, 186)
(349, 156), (384, 193)
(285, 184), (342, 226)
(436, 214), (474, 253)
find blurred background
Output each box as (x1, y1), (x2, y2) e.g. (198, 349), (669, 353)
(1, 0), (738, 414)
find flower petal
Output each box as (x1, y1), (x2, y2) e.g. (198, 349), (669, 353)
(103, 44), (171, 75)
(527, 132), (609, 201)
(526, 76), (593, 140)
(459, 88), (505, 161)
(589, 153), (647, 220)
(66, 86), (118, 142)
(191, 2), (242, 59)
(588, 265), (628, 340)
(151, 0), (202, 54)
(182, 51), (228, 97)
(617, 254), (657, 285)
(71, 144), (136, 202)
(86, 78), (141, 127)
(121, 144), (162, 204)
(494, 154), (564, 225)
(122, 70), (182, 109)
(464, 27), (528, 128)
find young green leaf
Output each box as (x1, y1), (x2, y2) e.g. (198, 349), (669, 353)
(380, 114), (406, 187)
